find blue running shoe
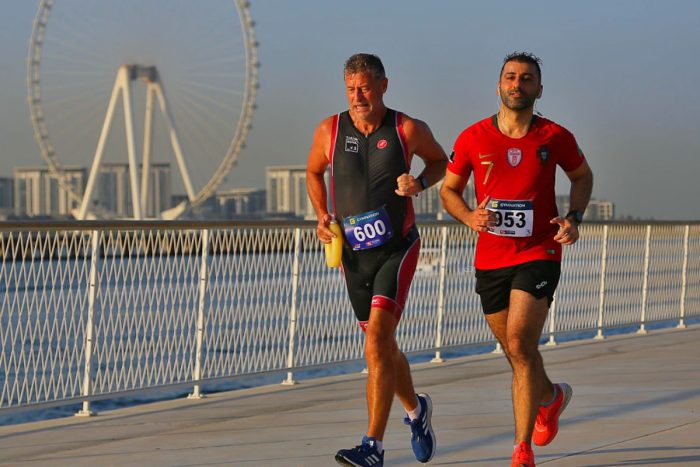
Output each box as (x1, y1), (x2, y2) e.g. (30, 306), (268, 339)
(335, 436), (384, 466)
(403, 393), (436, 463)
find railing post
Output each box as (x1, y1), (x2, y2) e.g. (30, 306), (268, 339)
(282, 228), (302, 385)
(638, 225), (651, 335)
(189, 228), (210, 399)
(595, 225), (608, 340)
(432, 226), (448, 363)
(77, 229), (100, 417)
(546, 293), (557, 346)
(678, 224), (689, 329)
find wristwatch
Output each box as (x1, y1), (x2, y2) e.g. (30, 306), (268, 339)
(565, 210), (583, 226)
(417, 175), (429, 191)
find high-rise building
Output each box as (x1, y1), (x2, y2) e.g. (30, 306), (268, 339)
(97, 163), (131, 216)
(96, 162), (171, 218)
(413, 182), (442, 219)
(585, 199), (615, 220)
(0, 177), (14, 214)
(217, 188), (266, 218)
(556, 195), (614, 221)
(266, 165), (317, 219)
(14, 167), (86, 217)
(415, 178), (476, 220)
(145, 163), (171, 218)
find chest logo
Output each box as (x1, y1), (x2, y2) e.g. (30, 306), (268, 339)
(537, 145), (550, 165)
(507, 148), (522, 167)
(376, 139), (388, 149)
(345, 136), (359, 153)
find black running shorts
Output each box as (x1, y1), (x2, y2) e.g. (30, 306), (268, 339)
(474, 260), (561, 314)
(341, 226), (420, 328)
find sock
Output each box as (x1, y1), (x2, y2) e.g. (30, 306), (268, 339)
(407, 397), (422, 421)
(375, 439), (384, 453)
(541, 384), (559, 406)
(365, 436), (384, 454)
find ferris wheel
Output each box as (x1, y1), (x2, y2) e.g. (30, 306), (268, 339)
(27, 0), (259, 219)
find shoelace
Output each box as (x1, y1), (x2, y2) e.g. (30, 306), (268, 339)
(355, 443), (377, 456)
(409, 417), (427, 441)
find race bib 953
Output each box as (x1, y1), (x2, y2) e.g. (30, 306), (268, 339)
(486, 199), (533, 237)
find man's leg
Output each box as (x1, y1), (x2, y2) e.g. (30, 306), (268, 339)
(365, 306), (402, 440)
(359, 304), (435, 465)
(504, 289), (551, 444)
(394, 349), (419, 408)
(366, 233), (422, 429)
(485, 303), (555, 401)
(484, 308), (512, 368)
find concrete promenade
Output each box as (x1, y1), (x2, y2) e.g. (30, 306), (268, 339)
(1, 325), (699, 466)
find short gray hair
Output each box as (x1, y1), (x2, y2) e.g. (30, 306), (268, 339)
(343, 53), (386, 80)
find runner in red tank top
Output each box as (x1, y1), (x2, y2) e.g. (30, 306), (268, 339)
(441, 52), (593, 467)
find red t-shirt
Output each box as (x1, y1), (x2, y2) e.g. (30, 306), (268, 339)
(448, 115), (585, 270)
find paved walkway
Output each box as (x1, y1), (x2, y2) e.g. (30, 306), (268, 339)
(1, 326), (699, 466)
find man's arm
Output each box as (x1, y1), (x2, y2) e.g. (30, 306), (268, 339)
(440, 171), (493, 232)
(551, 159), (593, 245)
(566, 159), (593, 215)
(394, 117), (448, 197)
(306, 118), (335, 243)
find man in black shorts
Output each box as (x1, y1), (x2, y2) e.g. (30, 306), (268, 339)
(441, 52), (593, 466)
(307, 53), (447, 467)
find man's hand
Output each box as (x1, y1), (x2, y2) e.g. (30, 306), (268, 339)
(394, 173), (422, 197)
(551, 216), (580, 245)
(316, 213), (336, 244)
(466, 196), (494, 232)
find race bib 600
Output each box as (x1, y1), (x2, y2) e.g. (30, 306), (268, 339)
(342, 207), (394, 250)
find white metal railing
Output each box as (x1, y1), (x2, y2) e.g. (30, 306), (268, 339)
(1, 220), (698, 417)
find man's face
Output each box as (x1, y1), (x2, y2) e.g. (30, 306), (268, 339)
(498, 61), (542, 111)
(345, 72), (387, 121)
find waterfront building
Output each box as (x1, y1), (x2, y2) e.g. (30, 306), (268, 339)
(217, 188), (266, 218)
(0, 177), (14, 215)
(14, 167), (86, 217)
(556, 195), (615, 221)
(266, 165), (317, 219)
(96, 162), (172, 218)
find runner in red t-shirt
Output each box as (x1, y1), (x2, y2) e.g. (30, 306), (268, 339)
(441, 52), (593, 467)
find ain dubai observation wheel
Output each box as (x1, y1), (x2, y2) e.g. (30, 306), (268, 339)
(27, 0), (259, 219)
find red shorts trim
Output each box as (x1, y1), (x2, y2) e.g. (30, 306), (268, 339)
(371, 295), (403, 320)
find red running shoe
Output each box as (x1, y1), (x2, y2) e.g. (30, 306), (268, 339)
(511, 441), (535, 467)
(532, 382), (572, 446)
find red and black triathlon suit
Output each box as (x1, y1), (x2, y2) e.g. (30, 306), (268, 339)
(448, 115), (586, 312)
(330, 109), (420, 330)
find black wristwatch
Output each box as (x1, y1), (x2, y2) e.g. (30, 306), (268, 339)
(565, 210), (583, 226)
(417, 175), (429, 191)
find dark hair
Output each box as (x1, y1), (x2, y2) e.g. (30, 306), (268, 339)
(343, 53), (386, 80)
(500, 51), (542, 80)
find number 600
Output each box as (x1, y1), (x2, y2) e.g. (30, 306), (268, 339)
(353, 220), (387, 242)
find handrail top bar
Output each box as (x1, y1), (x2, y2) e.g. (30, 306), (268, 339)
(0, 219), (318, 231)
(0, 219), (698, 232)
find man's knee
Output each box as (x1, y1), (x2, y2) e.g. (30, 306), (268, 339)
(506, 336), (540, 364)
(365, 314), (398, 359)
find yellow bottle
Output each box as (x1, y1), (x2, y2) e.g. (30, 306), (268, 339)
(325, 219), (343, 268)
